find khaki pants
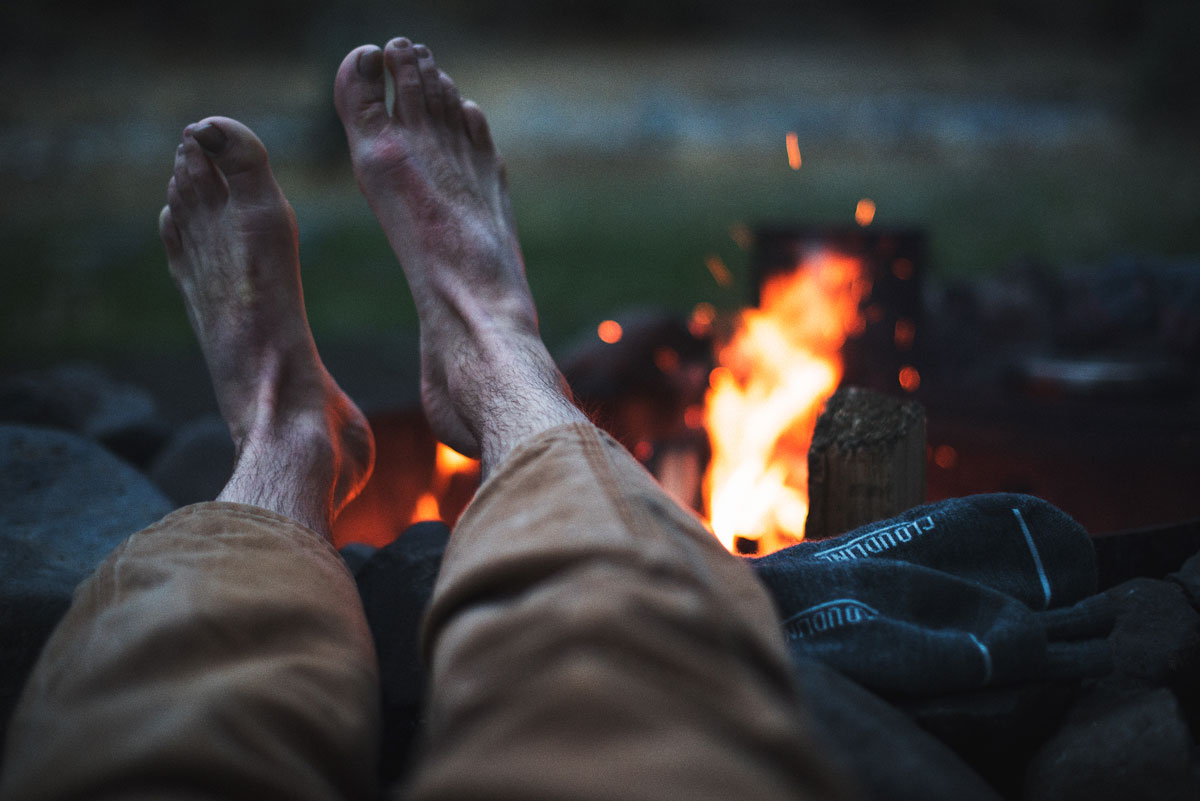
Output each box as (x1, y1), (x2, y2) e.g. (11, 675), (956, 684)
(2, 423), (847, 801)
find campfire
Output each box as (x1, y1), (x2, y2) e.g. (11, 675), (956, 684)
(333, 224), (927, 555)
(698, 223), (927, 555)
(703, 249), (871, 554)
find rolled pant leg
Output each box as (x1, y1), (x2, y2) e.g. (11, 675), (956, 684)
(404, 423), (849, 801)
(0, 502), (379, 801)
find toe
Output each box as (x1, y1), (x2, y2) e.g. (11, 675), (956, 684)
(158, 205), (182, 259)
(415, 44), (443, 121)
(461, 100), (495, 153)
(334, 45), (388, 137)
(186, 116), (275, 200)
(440, 71), (464, 132)
(166, 173), (183, 219)
(173, 136), (225, 207)
(386, 37), (424, 124)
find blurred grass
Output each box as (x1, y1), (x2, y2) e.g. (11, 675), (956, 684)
(3, 136), (1198, 363)
(2, 32), (1198, 367)
(512, 139), (1200, 347)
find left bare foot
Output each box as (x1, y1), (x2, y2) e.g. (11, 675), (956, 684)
(159, 117), (374, 536)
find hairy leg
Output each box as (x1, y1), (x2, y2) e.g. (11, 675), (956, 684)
(335, 39), (584, 475)
(332, 39), (849, 801)
(159, 117), (373, 535)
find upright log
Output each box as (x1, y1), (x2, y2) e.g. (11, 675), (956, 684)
(805, 386), (926, 541)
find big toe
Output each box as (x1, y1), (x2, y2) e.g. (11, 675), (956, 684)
(185, 116), (275, 199)
(335, 45), (388, 137)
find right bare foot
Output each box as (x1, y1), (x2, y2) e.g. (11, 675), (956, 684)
(160, 117), (374, 536)
(335, 38), (584, 473)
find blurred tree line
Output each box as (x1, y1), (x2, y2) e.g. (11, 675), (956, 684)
(2, 0), (1196, 124)
(1, 0), (1189, 46)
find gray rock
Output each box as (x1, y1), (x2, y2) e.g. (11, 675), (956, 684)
(1170, 545), (1200, 611)
(895, 679), (1080, 798)
(148, 415), (234, 507)
(1105, 577), (1200, 686)
(0, 362), (169, 467)
(0, 424), (172, 769)
(1024, 687), (1199, 801)
(791, 658), (1003, 801)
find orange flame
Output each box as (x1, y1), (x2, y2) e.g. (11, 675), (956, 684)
(703, 251), (870, 553)
(413, 491), (440, 521)
(410, 442), (479, 524)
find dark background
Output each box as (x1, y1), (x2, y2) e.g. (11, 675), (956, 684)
(2, 0), (1197, 357)
(1, 1), (1197, 534)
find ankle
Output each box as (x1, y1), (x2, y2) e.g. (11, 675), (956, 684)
(218, 411), (343, 538)
(476, 402), (584, 478)
(459, 363), (584, 476)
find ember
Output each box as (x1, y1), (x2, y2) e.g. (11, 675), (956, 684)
(898, 364), (921, 393)
(597, 319), (623, 344)
(785, 131), (802, 170)
(855, 198), (876, 227)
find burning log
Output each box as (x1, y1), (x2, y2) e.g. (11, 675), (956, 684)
(805, 386), (926, 541)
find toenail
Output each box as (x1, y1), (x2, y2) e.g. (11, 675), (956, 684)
(357, 48), (383, 79)
(192, 122), (228, 154)
(414, 44), (430, 58)
(388, 37), (411, 50)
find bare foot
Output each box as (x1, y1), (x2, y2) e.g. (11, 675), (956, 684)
(335, 39), (585, 474)
(159, 117), (374, 536)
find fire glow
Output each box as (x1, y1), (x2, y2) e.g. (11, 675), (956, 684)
(702, 251), (871, 554)
(412, 443), (478, 524)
